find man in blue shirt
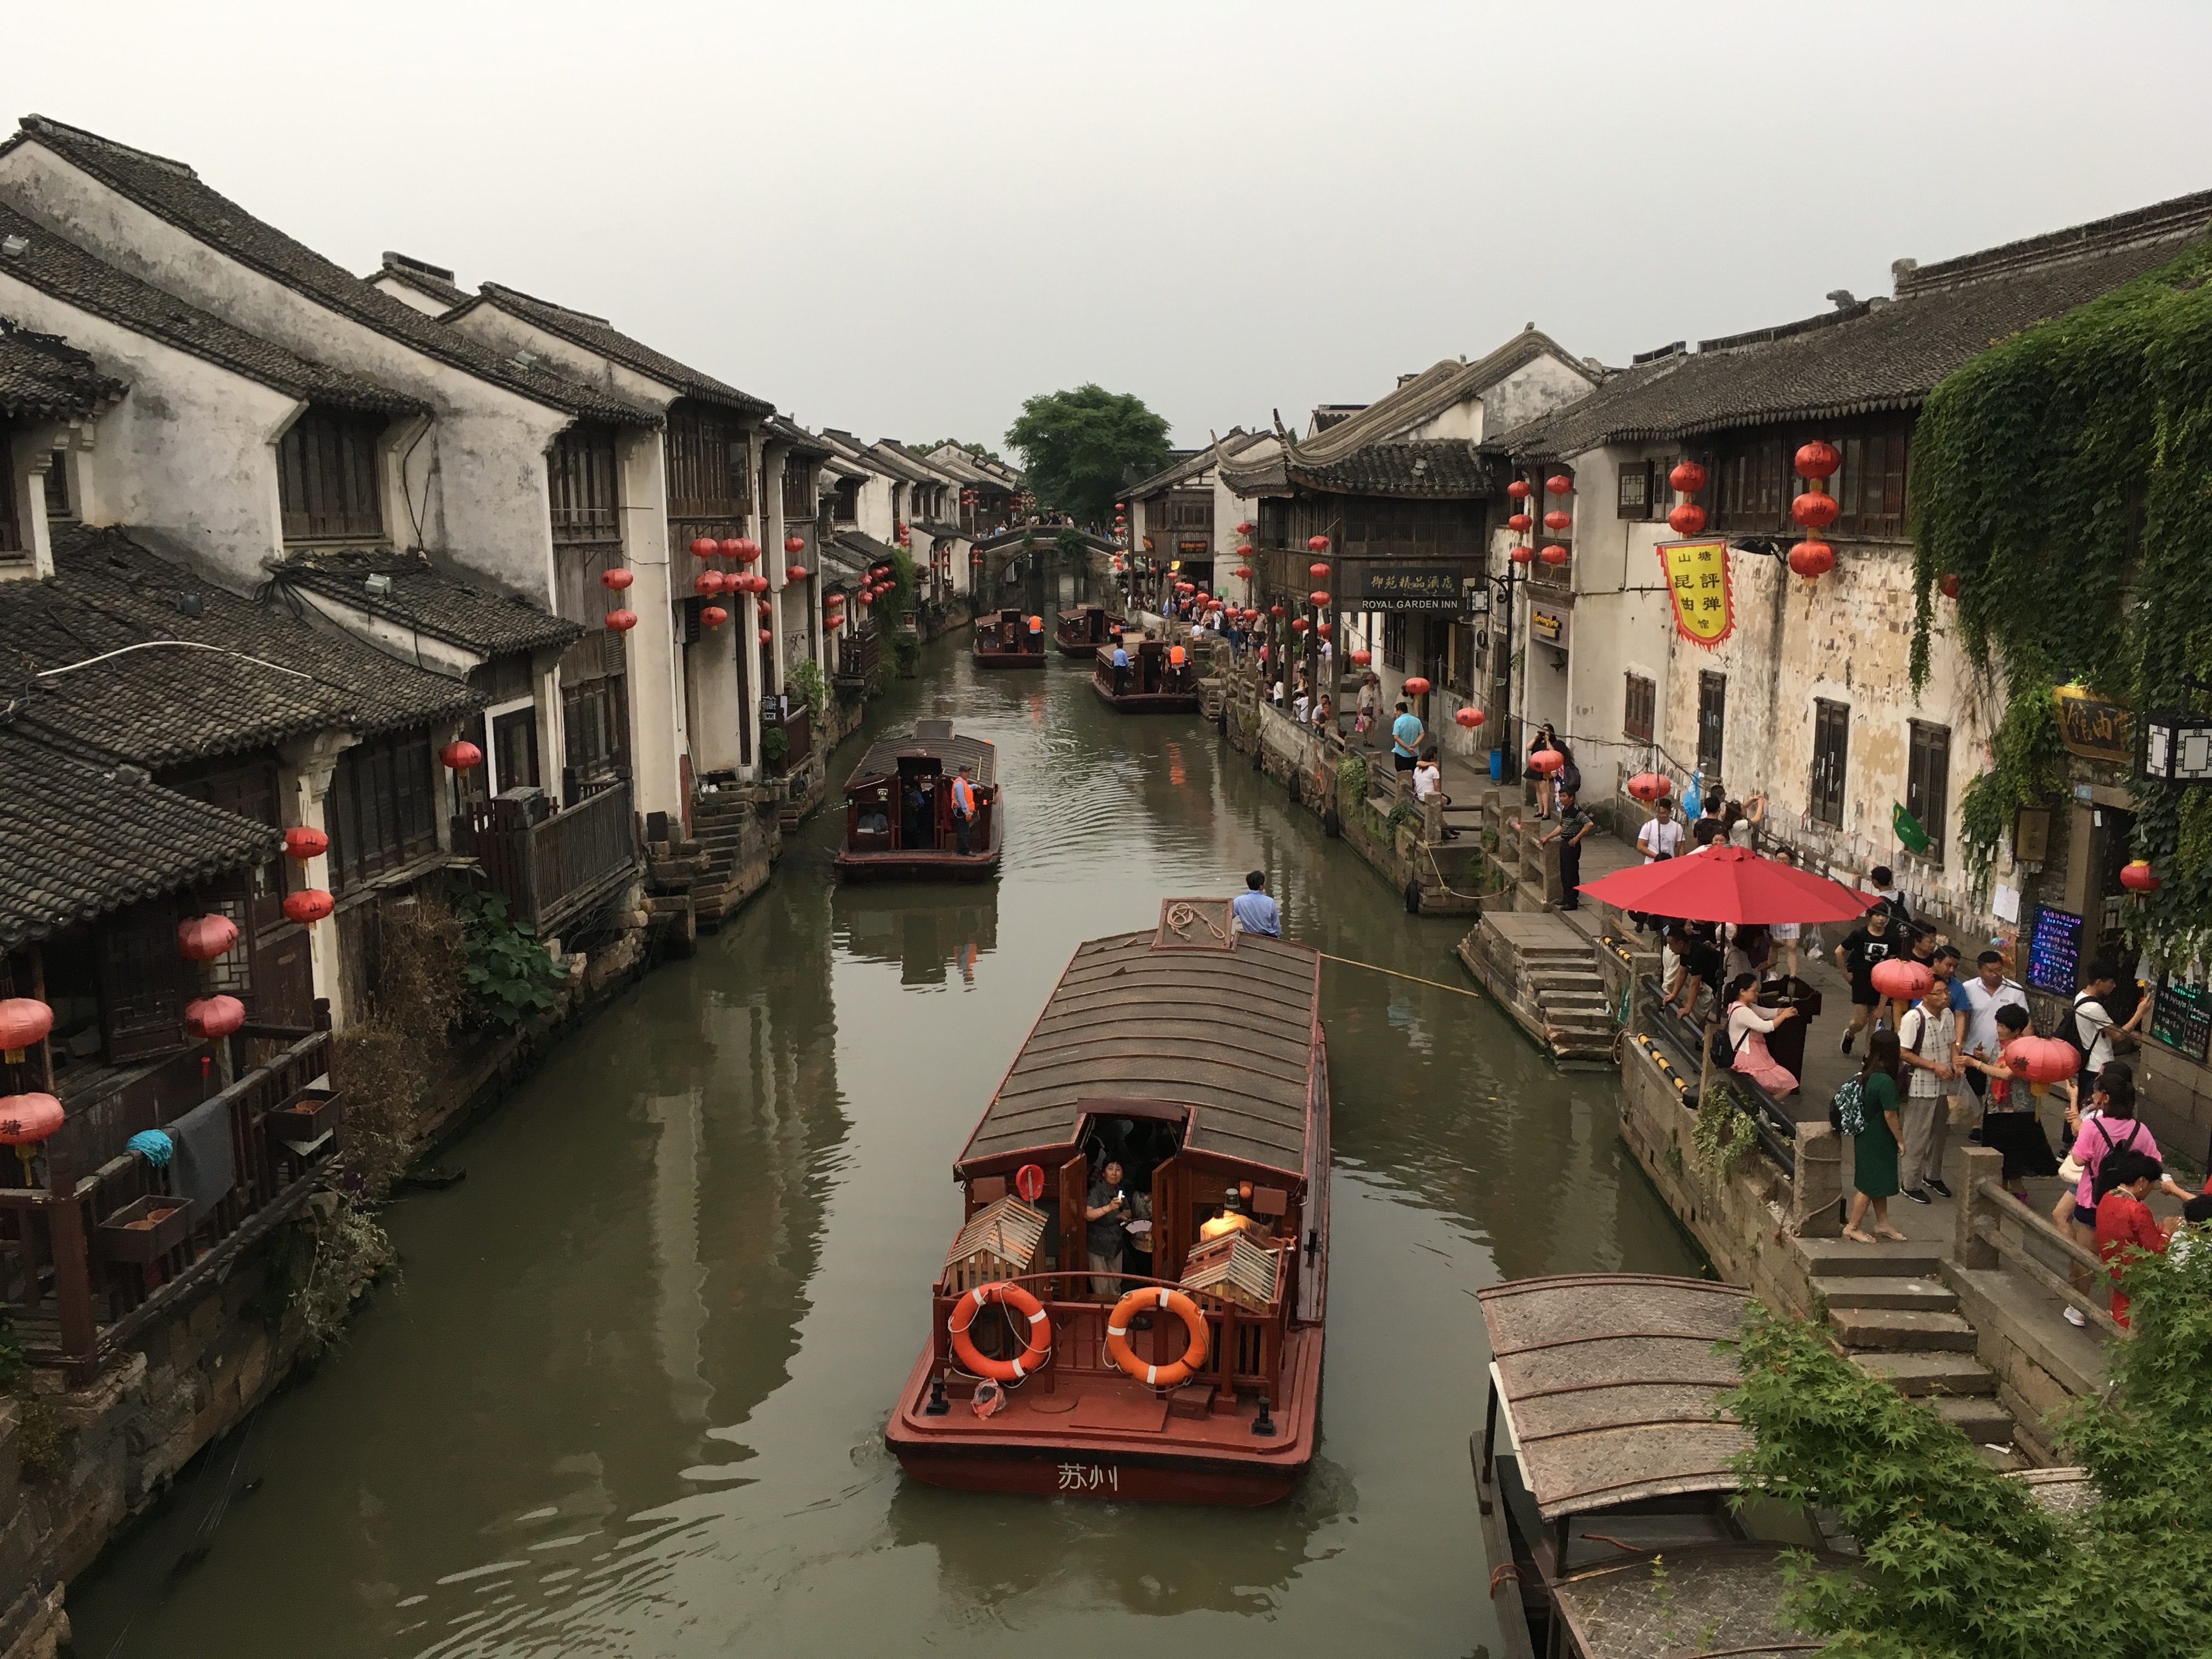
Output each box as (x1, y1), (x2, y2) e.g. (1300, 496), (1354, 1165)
(1390, 701), (1425, 776)
(1231, 870), (1281, 938)
(1110, 639), (1130, 696)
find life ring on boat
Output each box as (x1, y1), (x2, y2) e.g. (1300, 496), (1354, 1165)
(1104, 1287), (1210, 1389)
(947, 1281), (1052, 1383)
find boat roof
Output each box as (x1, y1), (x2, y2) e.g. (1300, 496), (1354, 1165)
(1549, 1544), (1835, 1659)
(1478, 1273), (1751, 1521)
(956, 901), (1323, 1176)
(846, 719), (996, 787)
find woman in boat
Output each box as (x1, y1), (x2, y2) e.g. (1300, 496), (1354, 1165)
(1085, 1159), (1131, 1295)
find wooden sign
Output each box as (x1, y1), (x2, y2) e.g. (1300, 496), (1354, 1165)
(2055, 686), (2131, 763)
(1656, 539), (1734, 648)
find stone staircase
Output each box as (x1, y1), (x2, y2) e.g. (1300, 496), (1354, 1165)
(1800, 1238), (2022, 1459)
(645, 788), (780, 932)
(1523, 943), (1617, 1063)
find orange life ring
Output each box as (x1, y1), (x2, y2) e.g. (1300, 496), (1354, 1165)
(947, 1281), (1052, 1383)
(1104, 1287), (1210, 1388)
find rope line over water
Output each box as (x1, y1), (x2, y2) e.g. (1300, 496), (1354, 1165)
(1313, 950), (1489, 1000)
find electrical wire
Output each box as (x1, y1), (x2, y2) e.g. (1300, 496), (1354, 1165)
(32, 639), (315, 680)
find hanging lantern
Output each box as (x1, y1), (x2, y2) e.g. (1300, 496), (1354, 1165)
(701, 605), (729, 629)
(2120, 860), (2160, 893)
(1791, 490), (1839, 529)
(1539, 544), (1569, 566)
(1242, 608), (1260, 623)
(695, 571), (725, 596)
(758, 628), (773, 644)
(1291, 617), (1308, 633)
(1667, 504), (1708, 536)
(605, 608), (639, 632)
(1789, 541), (1836, 579)
(758, 600), (771, 617)
(1350, 648), (1373, 666)
(1544, 476), (1571, 498)
(1543, 509), (1571, 532)
(177, 912), (240, 962)
(1403, 676), (1432, 696)
(1510, 544), (1535, 566)
(690, 536), (720, 560)
(0, 1093), (63, 1146)
(0, 998), (55, 1062)
(1507, 512), (1533, 533)
(1668, 461), (1708, 495)
(785, 535), (806, 556)
(1627, 772), (1672, 802)
(1939, 572), (1962, 599)
(1308, 534), (1330, 552)
(1234, 566), (1253, 580)
(1310, 590), (1331, 607)
(2005, 1034), (2081, 1089)
(1530, 747), (1566, 775)
(184, 995), (247, 1039)
(729, 537), (760, 562)
(1307, 562), (1331, 580)
(856, 590), (872, 607)
(1207, 597), (1224, 612)
(1794, 441), (1841, 481)
(282, 889), (335, 926)
(1869, 958), (1934, 1003)
(1269, 604), (1285, 618)
(440, 738), (483, 771)
(1454, 707), (1484, 729)
(1232, 520), (1252, 535)
(600, 567), (635, 592)
(282, 826), (328, 862)
(786, 563), (809, 584)
(1317, 620), (1332, 637)
(1506, 479), (1532, 500)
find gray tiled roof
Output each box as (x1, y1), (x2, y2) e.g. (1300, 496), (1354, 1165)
(272, 549), (583, 658)
(1284, 440), (1489, 499)
(6, 117), (658, 427)
(2, 526), (479, 768)
(763, 414), (831, 456)
(0, 316), (121, 418)
(0, 201), (423, 415)
(467, 280), (771, 416)
(1284, 330), (1593, 466)
(0, 729), (283, 950)
(370, 253), (472, 312)
(1127, 430), (1266, 499)
(912, 521), (966, 540)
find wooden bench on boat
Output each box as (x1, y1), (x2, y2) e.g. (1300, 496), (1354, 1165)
(834, 719), (1002, 881)
(885, 897), (1329, 1505)
(974, 607), (1045, 668)
(1053, 603), (1126, 658)
(1091, 636), (1199, 713)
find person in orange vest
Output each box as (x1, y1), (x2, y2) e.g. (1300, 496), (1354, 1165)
(1026, 614), (1044, 652)
(1167, 641), (1187, 689)
(950, 763), (978, 855)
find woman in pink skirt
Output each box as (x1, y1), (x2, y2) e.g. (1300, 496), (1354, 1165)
(1724, 972), (1800, 1095)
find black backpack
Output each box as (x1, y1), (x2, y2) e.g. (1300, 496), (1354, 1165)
(1708, 1017), (1742, 1070)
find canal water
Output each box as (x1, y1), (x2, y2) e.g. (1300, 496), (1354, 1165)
(70, 615), (1703, 1658)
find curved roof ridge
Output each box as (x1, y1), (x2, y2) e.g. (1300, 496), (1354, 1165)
(1285, 329), (1592, 466)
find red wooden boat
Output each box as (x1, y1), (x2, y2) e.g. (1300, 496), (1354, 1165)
(1053, 603), (1126, 658)
(834, 720), (1002, 881)
(885, 898), (1329, 1505)
(974, 608), (1046, 668)
(1090, 636), (1199, 713)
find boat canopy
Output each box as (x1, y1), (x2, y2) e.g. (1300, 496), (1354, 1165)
(1478, 1274), (1752, 1521)
(956, 900), (1321, 1176)
(846, 719), (996, 789)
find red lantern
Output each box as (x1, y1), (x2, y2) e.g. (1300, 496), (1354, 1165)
(1303, 562), (1327, 580)
(0, 1093), (63, 1145)
(701, 605), (728, 629)
(1350, 648), (1372, 666)
(1269, 605), (1285, 618)
(1506, 479), (1532, 500)
(1234, 566), (1253, 580)
(856, 590), (872, 607)
(1510, 544), (1535, 566)
(1291, 617), (1308, 633)
(758, 628), (773, 645)
(1791, 490), (1839, 529)
(1242, 608), (1260, 623)
(1790, 541), (1836, 579)
(1794, 441), (1841, 481)
(440, 738), (483, 771)
(1939, 572), (1962, 600)
(1545, 475), (1572, 496)
(1668, 461), (1708, 495)
(601, 567), (635, 592)
(282, 826), (329, 862)
(785, 535), (806, 556)
(2005, 1035), (2079, 1087)
(758, 600), (771, 617)
(786, 564), (809, 584)
(1316, 620), (1332, 637)
(2120, 860), (2159, 893)
(1234, 544), (1254, 560)
(1207, 597), (1224, 611)
(1667, 504), (1708, 536)
(177, 912), (240, 962)
(605, 608), (639, 632)
(1454, 707), (1483, 729)
(282, 889), (335, 927)
(1507, 512), (1533, 533)
(0, 998), (54, 1059)
(1307, 534), (1330, 552)
(690, 537), (719, 560)
(1530, 747), (1566, 775)
(1627, 772), (1672, 802)
(1310, 590), (1331, 607)
(1539, 544), (1569, 566)
(695, 571), (725, 596)
(1543, 509), (1571, 532)
(1235, 520), (1254, 534)
(183, 995), (246, 1040)
(727, 537), (759, 562)
(1870, 958), (1934, 1003)
(1402, 676), (1431, 696)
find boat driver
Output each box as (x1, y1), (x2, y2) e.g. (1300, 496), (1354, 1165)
(950, 764), (977, 855)
(1199, 1185), (1265, 1243)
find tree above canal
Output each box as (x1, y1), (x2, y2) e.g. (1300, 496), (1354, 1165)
(1005, 385), (1170, 527)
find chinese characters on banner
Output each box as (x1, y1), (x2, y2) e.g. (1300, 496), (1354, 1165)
(1657, 538), (1735, 648)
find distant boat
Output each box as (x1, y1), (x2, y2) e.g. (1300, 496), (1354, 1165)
(1053, 603), (1126, 658)
(1091, 635), (1199, 713)
(974, 608), (1045, 669)
(885, 898), (1329, 1504)
(833, 719), (1002, 881)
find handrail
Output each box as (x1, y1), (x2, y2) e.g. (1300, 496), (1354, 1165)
(1638, 975), (1800, 1175)
(1973, 1178), (2128, 1340)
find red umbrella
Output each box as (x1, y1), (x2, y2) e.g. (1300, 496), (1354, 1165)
(1577, 846), (1876, 924)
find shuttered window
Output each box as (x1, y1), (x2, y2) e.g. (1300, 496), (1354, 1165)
(1810, 699), (1849, 829)
(0, 453), (20, 556)
(548, 422), (619, 545)
(1696, 672), (1726, 781)
(1624, 673), (1655, 742)
(326, 729), (438, 891)
(666, 406), (751, 519)
(279, 409), (385, 541)
(1906, 720), (1950, 861)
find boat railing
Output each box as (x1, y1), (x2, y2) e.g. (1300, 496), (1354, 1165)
(929, 1271), (1285, 1400)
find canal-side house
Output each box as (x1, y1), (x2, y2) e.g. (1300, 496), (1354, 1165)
(920, 443), (1017, 538)
(1218, 330), (1599, 744)
(870, 439), (973, 613)
(1124, 427), (1278, 612)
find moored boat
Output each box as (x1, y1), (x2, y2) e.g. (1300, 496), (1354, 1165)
(1090, 634), (1199, 713)
(834, 719), (1002, 881)
(974, 607), (1045, 668)
(1053, 603), (1125, 658)
(885, 897), (1329, 1505)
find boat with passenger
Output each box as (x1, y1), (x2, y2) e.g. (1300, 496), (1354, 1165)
(974, 608), (1045, 668)
(1090, 634), (1199, 713)
(834, 719), (1002, 881)
(1053, 603), (1125, 658)
(885, 896), (1329, 1504)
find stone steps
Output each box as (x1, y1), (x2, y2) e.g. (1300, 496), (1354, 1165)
(1797, 1239), (1944, 1278)
(1848, 1350), (1997, 1396)
(1932, 1393), (2018, 1443)
(1814, 1276), (1960, 1313)
(1827, 1306), (1979, 1352)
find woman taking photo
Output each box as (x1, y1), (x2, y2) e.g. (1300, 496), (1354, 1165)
(1723, 972), (1799, 1096)
(1844, 1030), (1909, 1244)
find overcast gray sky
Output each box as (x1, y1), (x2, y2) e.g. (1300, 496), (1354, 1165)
(8, 1), (2209, 452)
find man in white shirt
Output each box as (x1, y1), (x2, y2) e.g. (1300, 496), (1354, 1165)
(1637, 799), (1684, 863)
(1412, 757), (1441, 801)
(2071, 956), (2146, 1090)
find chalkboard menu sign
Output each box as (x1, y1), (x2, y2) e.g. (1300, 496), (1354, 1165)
(2152, 980), (2212, 1064)
(2025, 904), (2084, 996)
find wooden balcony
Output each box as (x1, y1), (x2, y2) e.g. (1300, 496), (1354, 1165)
(463, 778), (638, 934)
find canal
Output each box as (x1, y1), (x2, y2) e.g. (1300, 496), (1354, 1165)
(70, 618), (1705, 1658)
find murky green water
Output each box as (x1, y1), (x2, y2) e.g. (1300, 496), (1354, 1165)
(70, 607), (1702, 1658)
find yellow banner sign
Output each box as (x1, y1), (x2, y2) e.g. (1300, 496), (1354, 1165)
(1657, 538), (1735, 648)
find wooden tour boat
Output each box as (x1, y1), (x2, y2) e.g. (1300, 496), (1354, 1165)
(834, 719), (1002, 881)
(886, 896), (1329, 1505)
(1474, 1274), (1845, 1659)
(1090, 635), (1199, 714)
(974, 607), (1045, 668)
(1053, 603), (1126, 659)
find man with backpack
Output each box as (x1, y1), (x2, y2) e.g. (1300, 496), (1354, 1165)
(2070, 958), (2147, 1094)
(1898, 980), (1959, 1202)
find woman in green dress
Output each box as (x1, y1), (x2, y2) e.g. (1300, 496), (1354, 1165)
(1845, 1029), (1909, 1244)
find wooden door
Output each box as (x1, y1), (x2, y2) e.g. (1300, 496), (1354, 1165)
(98, 899), (186, 1063)
(1057, 1152), (1087, 1301)
(1149, 1156), (1183, 1282)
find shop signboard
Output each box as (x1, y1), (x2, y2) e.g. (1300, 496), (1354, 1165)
(1656, 538), (1734, 648)
(1341, 563), (1485, 616)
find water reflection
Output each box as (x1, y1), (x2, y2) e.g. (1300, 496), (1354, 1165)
(836, 892), (998, 990)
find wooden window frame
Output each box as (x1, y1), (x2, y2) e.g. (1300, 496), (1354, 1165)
(1906, 719), (1950, 861)
(43, 453), (71, 520)
(1623, 673), (1655, 743)
(1810, 698), (1849, 830)
(279, 408), (386, 541)
(548, 422), (620, 546)
(0, 446), (20, 556)
(1696, 671), (1727, 782)
(781, 455), (813, 518)
(665, 406), (752, 521)
(326, 729), (439, 891)
(1616, 461), (1652, 520)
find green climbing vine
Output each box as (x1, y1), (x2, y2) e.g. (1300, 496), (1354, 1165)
(791, 656), (828, 725)
(1691, 1081), (1759, 1178)
(1909, 233), (2212, 952)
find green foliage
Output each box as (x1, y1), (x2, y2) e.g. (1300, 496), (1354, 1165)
(1005, 385), (1170, 526)
(761, 726), (789, 766)
(452, 887), (567, 1029)
(890, 630), (920, 679)
(1909, 234), (2212, 944)
(1691, 1081), (1759, 1177)
(791, 656), (828, 725)
(1336, 753), (1369, 806)
(1384, 799), (1424, 837)
(1055, 528), (1090, 561)
(1724, 1290), (2212, 1658)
